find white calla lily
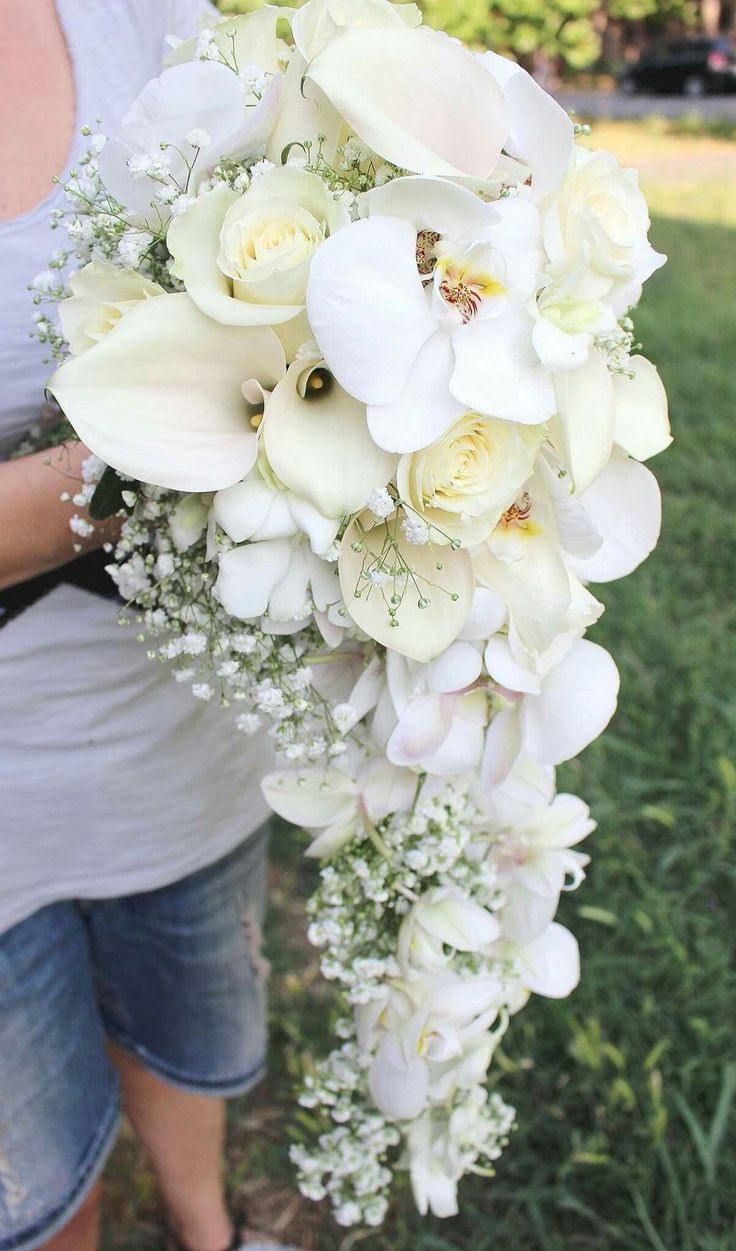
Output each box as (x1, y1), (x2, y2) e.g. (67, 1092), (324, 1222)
(263, 357), (398, 518)
(478, 51), (574, 202)
(306, 26), (508, 178)
(293, 0), (422, 62)
(339, 512), (475, 663)
(49, 294), (285, 491)
(612, 355), (672, 461)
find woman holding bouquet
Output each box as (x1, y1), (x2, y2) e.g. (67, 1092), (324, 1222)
(0, 3), (296, 1249)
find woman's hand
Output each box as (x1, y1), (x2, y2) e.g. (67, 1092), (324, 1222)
(0, 442), (120, 591)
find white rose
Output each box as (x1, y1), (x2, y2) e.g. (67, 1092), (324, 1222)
(292, 0), (422, 62)
(58, 262), (164, 356)
(168, 166), (349, 327)
(397, 413), (541, 546)
(543, 147), (665, 315)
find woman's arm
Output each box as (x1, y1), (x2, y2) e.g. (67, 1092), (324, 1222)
(0, 442), (116, 591)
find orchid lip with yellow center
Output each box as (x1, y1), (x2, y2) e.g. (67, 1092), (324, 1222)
(435, 253), (506, 324)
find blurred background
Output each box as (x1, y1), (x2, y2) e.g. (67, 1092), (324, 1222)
(104, 3), (736, 1248)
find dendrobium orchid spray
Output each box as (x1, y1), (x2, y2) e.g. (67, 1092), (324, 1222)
(33, 0), (672, 1226)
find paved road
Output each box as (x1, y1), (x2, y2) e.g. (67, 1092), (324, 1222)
(554, 89), (736, 122)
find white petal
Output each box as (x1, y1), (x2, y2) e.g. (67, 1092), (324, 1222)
(305, 815), (361, 859)
(419, 704), (485, 776)
(263, 359), (398, 516)
(479, 52), (574, 202)
(550, 350), (616, 496)
(425, 640), (483, 694)
(365, 174), (499, 239)
(517, 922), (580, 998)
(482, 705), (523, 789)
(339, 514), (475, 662)
(214, 539), (293, 619)
(307, 26), (507, 178)
(450, 310), (556, 425)
(484, 636), (541, 696)
(287, 495), (341, 557)
(361, 758), (417, 822)
(367, 332), (465, 454)
(307, 216), (436, 405)
(370, 1034), (430, 1121)
(417, 893), (500, 951)
(168, 185), (304, 327)
(613, 355), (672, 461)
(533, 314), (591, 372)
(387, 694), (452, 767)
(523, 639), (620, 765)
(261, 767), (357, 828)
(458, 587), (507, 641)
(214, 478), (295, 544)
(568, 452), (662, 583)
(49, 294), (284, 491)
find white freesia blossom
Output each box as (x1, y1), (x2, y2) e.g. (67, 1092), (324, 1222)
(308, 178), (553, 453)
(99, 62), (281, 225)
(58, 262), (164, 355)
(168, 167), (349, 327)
(213, 461), (340, 557)
(215, 533), (341, 624)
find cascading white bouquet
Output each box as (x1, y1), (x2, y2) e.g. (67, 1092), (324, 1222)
(34, 0), (673, 1227)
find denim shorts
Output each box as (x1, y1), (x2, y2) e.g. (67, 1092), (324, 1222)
(0, 832), (269, 1251)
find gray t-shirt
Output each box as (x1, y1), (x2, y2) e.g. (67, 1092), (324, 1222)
(0, 0), (273, 934)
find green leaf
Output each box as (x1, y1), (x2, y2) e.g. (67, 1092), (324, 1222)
(88, 466), (130, 520)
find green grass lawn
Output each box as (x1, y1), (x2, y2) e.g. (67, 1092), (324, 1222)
(102, 128), (736, 1250)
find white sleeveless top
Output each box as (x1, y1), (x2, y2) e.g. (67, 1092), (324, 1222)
(0, 0), (273, 934)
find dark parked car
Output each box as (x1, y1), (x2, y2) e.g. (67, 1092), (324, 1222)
(619, 37), (736, 97)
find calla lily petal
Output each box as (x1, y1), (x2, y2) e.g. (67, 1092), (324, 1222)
(568, 451), (662, 583)
(49, 294), (285, 491)
(263, 358), (398, 517)
(613, 355), (672, 461)
(306, 26), (508, 179)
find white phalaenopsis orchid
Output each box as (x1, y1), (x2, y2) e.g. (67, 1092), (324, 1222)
(307, 177), (554, 453)
(377, 643), (487, 776)
(484, 757), (594, 944)
(398, 886), (501, 971)
(99, 62), (281, 225)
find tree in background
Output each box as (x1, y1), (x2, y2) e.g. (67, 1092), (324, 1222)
(216, 0), (735, 71)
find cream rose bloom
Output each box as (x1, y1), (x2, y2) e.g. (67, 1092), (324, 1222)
(397, 413), (541, 546)
(543, 147), (665, 316)
(58, 261), (164, 356)
(168, 166), (349, 328)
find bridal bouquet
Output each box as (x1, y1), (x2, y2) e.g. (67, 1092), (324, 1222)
(35, 0), (672, 1227)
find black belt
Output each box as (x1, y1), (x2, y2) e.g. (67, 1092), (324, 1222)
(0, 550), (121, 628)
